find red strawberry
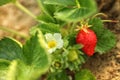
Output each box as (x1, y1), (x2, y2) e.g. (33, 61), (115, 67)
(76, 28), (97, 56)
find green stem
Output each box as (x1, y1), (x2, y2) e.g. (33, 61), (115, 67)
(70, 22), (77, 33)
(14, 1), (37, 20)
(0, 26), (28, 39)
(76, 0), (80, 8)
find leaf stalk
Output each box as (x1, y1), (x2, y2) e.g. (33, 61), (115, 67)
(14, 1), (37, 20)
(0, 26), (28, 39)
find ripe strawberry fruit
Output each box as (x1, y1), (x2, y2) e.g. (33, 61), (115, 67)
(76, 28), (97, 56)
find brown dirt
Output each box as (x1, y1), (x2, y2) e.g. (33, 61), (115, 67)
(0, 0), (39, 42)
(0, 0), (120, 80)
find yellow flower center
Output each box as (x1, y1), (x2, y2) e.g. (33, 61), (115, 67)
(48, 40), (57, 48)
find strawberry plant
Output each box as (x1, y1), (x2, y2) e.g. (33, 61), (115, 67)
(0, 0), (116, 80)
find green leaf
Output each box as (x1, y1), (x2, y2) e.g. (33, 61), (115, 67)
(0, 38), (24, 61)
(23, 30), (50, 69)
(55, 71), (69, 80)
(0, 59), (10, 80)
(0, 69), (7, 80)
(67, 33), (77, 46)
(78, 0), (96, 9)
(16, 61), (41, 80)
(6, 60), (17, 80)
(0, 59), (10, 70)
(54, 0), (97, 22)
(0, 0), (16, 6)
(89, 18), (116, 54)
(44, 0), (76, 6)
(73, 44), (83, 49)
(47, 71), (69, 80)
(75, 69), (96, 80)
(5, 60), (49, 80)
(5, 60), (44, 80)
(95, 29), (116, 53)
(30, 23), (60, 35)
(37, 13), (55, 23)
(0, 31), (51, 80)
(0, 0), (11, 6)
(37, 0), (55, 21)
(89, 18), (104, 37)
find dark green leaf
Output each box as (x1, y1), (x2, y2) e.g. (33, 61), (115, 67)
(54, 0), (97, 22)
(75, 69), (96, 80)
(0, 38), (24, 61)
(89, 18), (104, 37)
(30, 23), (60, 35)
(95, 29), (116, 53)
(44, 0), (76, 6)
(89, 18), (116, 54)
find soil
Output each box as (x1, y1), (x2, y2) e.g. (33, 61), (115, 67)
(0, 0), (40, 43)
(0, 0), (120, 80)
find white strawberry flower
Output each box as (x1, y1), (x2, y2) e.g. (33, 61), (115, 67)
(45, 33), (63, 53)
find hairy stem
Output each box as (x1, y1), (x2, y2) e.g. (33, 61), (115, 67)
(92, 13), (108, 18)
(14, 1), (37, 20)
(102, 20), (119, 23)
(76, 0), (80, 8)
(0, 26), (28, 39)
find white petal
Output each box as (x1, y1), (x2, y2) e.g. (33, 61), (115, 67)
(45, 33), (54, 41)
(56, 39), (63, 49)
(54, 33), (62, 40)
(53, 33), (63, 49)
(48, 47), (57, 54)
(45, 33), (63, 53)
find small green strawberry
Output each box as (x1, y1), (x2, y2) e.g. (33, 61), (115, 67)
(68, 50), (78, 61)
